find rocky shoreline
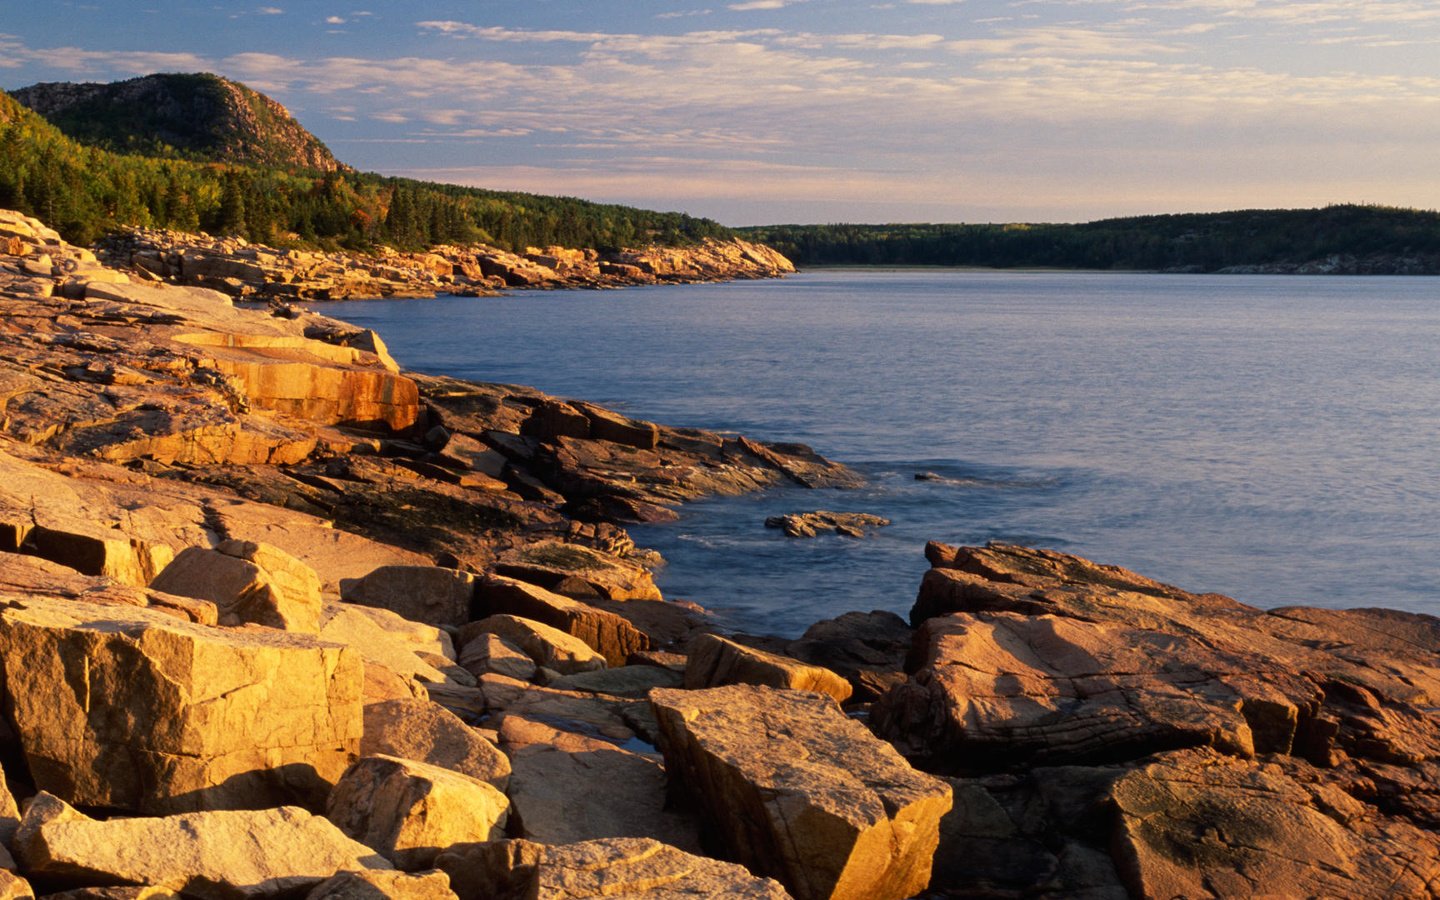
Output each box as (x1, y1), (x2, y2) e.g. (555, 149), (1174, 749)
(0, 206), (1437, 898)
(95, 227), (797, 301)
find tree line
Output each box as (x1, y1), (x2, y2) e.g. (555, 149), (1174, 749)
(740, 206), (1440, 272)
(0, 90), (731, 251)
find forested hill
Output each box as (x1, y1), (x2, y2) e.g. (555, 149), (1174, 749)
(12, 73), (346, 173)
(0, 77), (731, 251)
(741, 206), (1440, 274)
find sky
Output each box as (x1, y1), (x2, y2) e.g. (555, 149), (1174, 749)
(3, 1), (1440, 225)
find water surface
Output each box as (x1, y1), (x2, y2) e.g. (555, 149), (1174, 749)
(320, 270), (1440, 635)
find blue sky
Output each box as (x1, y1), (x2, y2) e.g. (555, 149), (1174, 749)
(4, 1), (1440, 225)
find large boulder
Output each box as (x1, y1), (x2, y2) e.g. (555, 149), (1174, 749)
(150, 540), (322, 633)
(0, 597), (361, 813)
(362, 698), (511, 789)
(340, 566), (477, 629)
(684, 633), (852, 704)
(476, 575), (648, 666)
(650, 685), (952, 900)
(325, 755), (508, 871)
(435, 837), (790, 900)
(14, 792), (390, 899)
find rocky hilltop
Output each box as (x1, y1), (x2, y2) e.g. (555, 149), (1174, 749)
(0, 206), (1437, 898)
(97, 226), (797, 300)
(11, 73), (345, 172)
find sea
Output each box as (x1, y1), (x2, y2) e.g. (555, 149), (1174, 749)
(318, 269), (1440, 637)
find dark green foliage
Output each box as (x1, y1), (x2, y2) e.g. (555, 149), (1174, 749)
(0, 87), (731, 251)
(742, 207), (1440, 272)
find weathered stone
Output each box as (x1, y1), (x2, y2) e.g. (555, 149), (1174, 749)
(494, 542), (661, 602)
(650, 685), (951, 900)
(547, 665), (684, 698)
(462, 615), (606, 675)
(477, 575), (647, 666)
(764, 511), (890, 539)
(320, 603), (455, 686)
(505, 726), (700, 851)
(684, 633), (853, 704)
(519, 401), (590, 443)
(40, 887), (182, 900)
(150, 541), (321, 633)
(1112, 750), (1440, 899)
(0, 597), (361, 813)
(572, 403), (658, 450)
(456, 632), (537, 682)
(784, 610), (912, 703)
(435, 837), (790, 900)
(0, 871), (29, 900)
(14, 793), (390, 899)
(340, 566), (477, 628)
(326, 755), (508, 871)
(306, 869), (457, 900)
(362, 699), (510, 789)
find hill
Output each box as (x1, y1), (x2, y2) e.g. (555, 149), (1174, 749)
(0, 75), (731, 252)
(11, 73), (345, 173)
(741, 206), (1440, 274)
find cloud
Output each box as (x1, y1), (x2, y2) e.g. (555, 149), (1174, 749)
(257, 6), (283, 14)
(728, 0), (806, 9)
(326, 16), (346, 25)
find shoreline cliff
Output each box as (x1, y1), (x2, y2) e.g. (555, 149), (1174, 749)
(94, 227), (796, 302)
(0, 206), (1437, 899)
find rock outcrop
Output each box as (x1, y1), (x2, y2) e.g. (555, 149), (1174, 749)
(95, 227), (797, 302)
(873, 541), (1440, 897)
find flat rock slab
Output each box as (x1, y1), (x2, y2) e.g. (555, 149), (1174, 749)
(0, 596), (361, 813)
(650, 684), (951, 900)
(436, 837), (790, 900)
(1112, 750), (1440, 899)
(14, 793), (391, 900)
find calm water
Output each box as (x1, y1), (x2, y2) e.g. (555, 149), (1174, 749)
(320, 270), (1440, 636)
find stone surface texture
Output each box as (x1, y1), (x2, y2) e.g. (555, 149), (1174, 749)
(651, 684), (952, 900)
(14, 792), (391, 899)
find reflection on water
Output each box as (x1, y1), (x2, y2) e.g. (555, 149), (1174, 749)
(320, 269), (1440, 636)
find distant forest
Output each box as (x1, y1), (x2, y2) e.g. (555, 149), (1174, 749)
(0, 89), (730, 251)
(741, 206), (1440, 273)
